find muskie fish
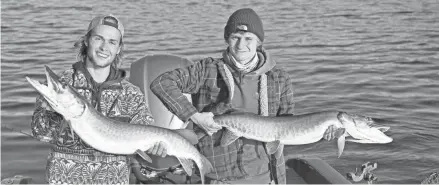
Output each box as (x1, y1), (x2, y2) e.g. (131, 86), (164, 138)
(212, 110), (393, 158)
(26, 66), (213, 184)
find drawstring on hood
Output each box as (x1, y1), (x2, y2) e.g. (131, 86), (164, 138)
(72, 61), (125, 112)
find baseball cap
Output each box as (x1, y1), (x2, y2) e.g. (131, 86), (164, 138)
(86, 14), (124, 41)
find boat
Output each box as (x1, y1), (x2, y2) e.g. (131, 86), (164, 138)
(0, 54), (353, 184)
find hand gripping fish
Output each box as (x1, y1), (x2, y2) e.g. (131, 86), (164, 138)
(211, 107), (393, 158)
(26, 66), (213, 184)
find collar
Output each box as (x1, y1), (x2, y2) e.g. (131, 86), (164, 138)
(227, 49), (259, 73)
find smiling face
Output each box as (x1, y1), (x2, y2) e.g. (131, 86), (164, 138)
(85, 25), (122, 68)
(227, 31), (261, 64)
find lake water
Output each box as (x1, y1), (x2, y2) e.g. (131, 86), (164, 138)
(1, 0), (439, 184)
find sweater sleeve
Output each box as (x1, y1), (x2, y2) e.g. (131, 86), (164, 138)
(150, 59), (210, 121)
(30, 95), (64, 143)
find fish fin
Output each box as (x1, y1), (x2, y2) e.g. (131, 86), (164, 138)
(337, 134), (346, 158)
(377, 126), (390, 132)
(136, 149), (152, 163)
(335, 128), (346, 138)
(266, 140), (281, 155)
(220, 130), (240, 147)
(174, 129), (198, 145)
(273, 144), (284, 159)
(177, 158), (193, 176)
(198, 155), (214, 184)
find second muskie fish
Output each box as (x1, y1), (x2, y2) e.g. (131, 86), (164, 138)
(26, 66), (213, 184)
(211, 106), (393, 158)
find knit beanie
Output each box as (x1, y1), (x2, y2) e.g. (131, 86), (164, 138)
(224, 8), (264, 42)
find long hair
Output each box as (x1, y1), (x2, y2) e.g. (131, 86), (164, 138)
(73, 31), (125, 68)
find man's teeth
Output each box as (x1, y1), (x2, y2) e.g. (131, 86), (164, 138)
(97, 52), (109, 58)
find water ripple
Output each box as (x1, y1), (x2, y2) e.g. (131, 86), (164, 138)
(2, 0), (439, 183)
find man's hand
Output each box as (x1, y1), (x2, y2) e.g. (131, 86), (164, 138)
(147, 142), (167, 157)
(190, 112), (222, 136)
(323, 125), (337, 141)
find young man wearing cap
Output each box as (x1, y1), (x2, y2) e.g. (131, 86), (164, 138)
(31, 15), (157, 184)
(150, 8), (338, 184)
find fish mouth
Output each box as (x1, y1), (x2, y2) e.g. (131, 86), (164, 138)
(346, 127), (393, 144)
(44, 65), (66, 93)
(26, 66), (65, 106)
(339, 112), (393, 144)
(26, 65), (84, 119)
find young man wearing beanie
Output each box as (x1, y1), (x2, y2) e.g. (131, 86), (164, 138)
(151, 8), (338, 184)
(30, 15), (158, 184)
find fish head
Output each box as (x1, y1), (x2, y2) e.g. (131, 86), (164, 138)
(26, 66), (86, 120)
(338, 112), (393, 144)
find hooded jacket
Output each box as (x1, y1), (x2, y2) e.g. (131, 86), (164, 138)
(150, 48), (295, 184)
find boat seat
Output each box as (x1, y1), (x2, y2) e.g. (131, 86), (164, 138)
(129, 54), (196, 184)
(129, 54), (194, 129)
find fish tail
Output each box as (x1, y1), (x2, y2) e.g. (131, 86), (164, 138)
(195, 154), (214, 184)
